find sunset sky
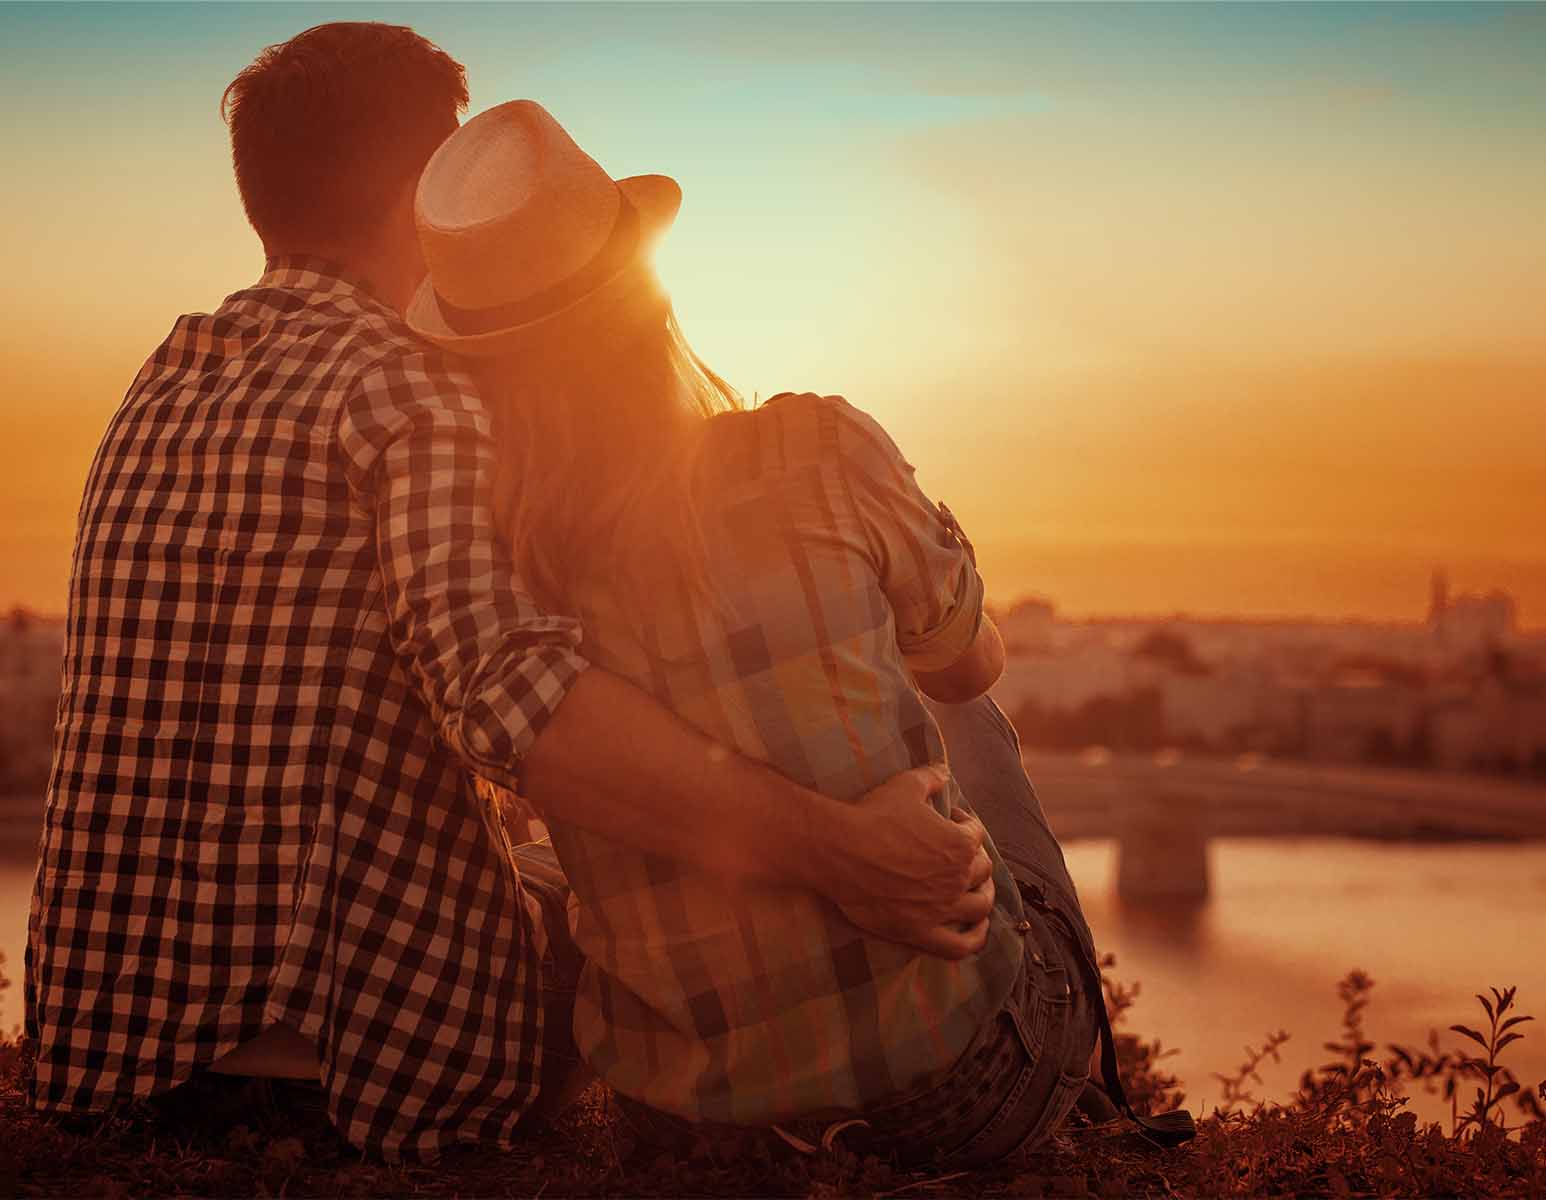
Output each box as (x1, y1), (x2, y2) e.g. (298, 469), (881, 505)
(2, 2), (1543, 624)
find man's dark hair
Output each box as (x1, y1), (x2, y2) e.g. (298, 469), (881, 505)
(221, 22), (469, 251)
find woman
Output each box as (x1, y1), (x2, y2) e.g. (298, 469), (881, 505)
(406, 100), (1187, 1163)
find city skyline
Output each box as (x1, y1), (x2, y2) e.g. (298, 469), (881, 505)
(3, 3), (1543, 622)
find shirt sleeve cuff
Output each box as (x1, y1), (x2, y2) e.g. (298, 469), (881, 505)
(898, 562), (986, 674)
(460, 644), (590, 794)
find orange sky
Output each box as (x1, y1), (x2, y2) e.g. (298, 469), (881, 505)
(2, 3), (1543, 624)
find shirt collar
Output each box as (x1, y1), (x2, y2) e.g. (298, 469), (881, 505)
(256, 255), (397, 316)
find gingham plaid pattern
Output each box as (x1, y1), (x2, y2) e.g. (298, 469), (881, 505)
(25, 258), (586, 1162)
(545, 392), (1027, 1124)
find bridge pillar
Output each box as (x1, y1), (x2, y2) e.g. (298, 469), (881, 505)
(1116, 791), (1210, 903)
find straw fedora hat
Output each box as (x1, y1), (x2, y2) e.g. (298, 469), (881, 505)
(406, 100), (681, 357)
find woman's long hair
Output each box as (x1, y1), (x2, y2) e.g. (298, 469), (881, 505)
(475, 264), (745, 628)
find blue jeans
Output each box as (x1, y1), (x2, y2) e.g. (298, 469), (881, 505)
(927, 695), (1097, 963)
(846, 697), (1100, 1166)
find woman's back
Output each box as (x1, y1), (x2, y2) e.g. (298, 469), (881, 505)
(546, 391), (1025, 1123)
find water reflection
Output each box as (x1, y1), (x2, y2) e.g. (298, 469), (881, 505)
(1065, 838), (1546, 1124)
(1102, 896), (1214, 954)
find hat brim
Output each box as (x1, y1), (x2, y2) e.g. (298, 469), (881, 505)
(405, 173), (681, 358)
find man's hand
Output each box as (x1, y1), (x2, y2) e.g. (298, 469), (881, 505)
(524, 672), (996, 959)
(823, 765), (996, 960)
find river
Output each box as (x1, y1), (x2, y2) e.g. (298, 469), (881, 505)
(3, 838), (1544, 1125)
(1064, 838), (1546, 1124)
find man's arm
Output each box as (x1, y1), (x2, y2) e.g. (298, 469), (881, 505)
(340, 353), (992, 958)
(521, 670), (996, 959)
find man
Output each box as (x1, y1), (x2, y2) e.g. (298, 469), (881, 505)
(25, 22), (992, 1164)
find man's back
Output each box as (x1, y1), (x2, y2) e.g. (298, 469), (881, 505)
(28, 258), (583, 1162)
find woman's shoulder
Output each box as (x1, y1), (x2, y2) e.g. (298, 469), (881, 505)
(759, 390), (859, 426)
(746, 392), (907, 474)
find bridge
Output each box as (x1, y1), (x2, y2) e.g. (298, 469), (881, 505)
(1023, 751), (1546, 900)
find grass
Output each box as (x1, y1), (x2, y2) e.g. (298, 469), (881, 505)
(3, 950), (1545, 1198)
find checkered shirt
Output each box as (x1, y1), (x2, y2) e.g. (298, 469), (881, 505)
(545, 392), (1027, 1124)
(24, 258), (587, 1162)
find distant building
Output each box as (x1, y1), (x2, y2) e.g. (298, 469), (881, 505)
(1429, 675), (1546, 774)
(999, 596), (1057, 654)
(990, 580), (1540, 779)
(1428, 569), (1449, 627)
(0, 608), (66, 678)
(1301, 672), (1425, 764)
(991, 638), (1129, 714)
(1150, 670), (1267, 748)
(1429, 569), (1517, 654)
(0, 609), (67, 794)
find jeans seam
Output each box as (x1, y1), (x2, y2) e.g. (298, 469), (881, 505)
(1013, 979), (1062, 1055)
(1009, 1068), (1089, 1160)
(940, 1058), (1039, 1166)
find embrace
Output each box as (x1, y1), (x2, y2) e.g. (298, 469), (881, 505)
(26, 23), (1188, 1165)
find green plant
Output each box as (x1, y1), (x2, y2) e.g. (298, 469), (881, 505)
(1295, 969), (1404, 1121)
(1213, 1028), (1291, 1112)
(1385, 985), (1546, 1136)
(1449, 986), (1540, 1134)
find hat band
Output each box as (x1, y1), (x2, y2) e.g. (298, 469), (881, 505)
(433, 193), (641, 336)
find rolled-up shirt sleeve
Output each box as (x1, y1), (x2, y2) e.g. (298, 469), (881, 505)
(337, 349), (588, 793)
(830, 398), (985, 673)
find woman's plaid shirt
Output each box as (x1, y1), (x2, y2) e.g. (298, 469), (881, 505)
(25, 259), (587, 1162)
(546, 393), (1027, 1125)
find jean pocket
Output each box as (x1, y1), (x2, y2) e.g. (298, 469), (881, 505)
(937, 965), (1071, 1167)
(944, 997), (1090, 1168)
